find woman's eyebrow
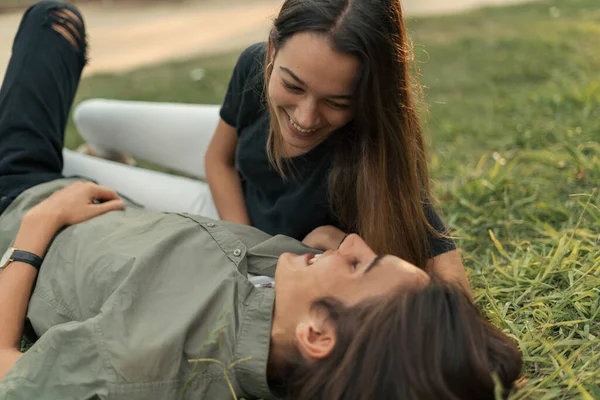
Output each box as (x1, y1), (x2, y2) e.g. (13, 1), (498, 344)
(280, 66), (353, 100)
(280, 66), (306, 86)
(364, 254), (385, 274)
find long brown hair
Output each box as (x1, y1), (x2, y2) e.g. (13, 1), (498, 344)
(280, 281), (523, 399)
(265, 0), (434, 269)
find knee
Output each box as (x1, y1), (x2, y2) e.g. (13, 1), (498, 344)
(25, 1), (87, 53)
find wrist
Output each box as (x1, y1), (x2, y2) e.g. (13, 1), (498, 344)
(23, 208), (63, 232)
(337, 233), (350, 249)
(322, 226), (346, 249)
(13, 212), (62, 258)
(318, 227), (346, 251)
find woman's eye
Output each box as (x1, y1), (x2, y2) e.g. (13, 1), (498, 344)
(281, 80), (303, 93)
(327, 100), (350, 110)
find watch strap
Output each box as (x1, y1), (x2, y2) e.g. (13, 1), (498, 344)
(11, 250), (43, 271)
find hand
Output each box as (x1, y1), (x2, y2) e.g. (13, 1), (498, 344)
(26, 181), (125, 229)
(302, 225), (347, 251)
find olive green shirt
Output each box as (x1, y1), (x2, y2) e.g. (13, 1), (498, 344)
(0, 179), (313, 400)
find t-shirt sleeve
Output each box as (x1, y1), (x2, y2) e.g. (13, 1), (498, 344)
(0, 317), (110, 399)
(220, 42), (267, 128)
(424, 203), (457, 258)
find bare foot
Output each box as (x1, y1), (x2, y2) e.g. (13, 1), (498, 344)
(76, 144), (137, 166)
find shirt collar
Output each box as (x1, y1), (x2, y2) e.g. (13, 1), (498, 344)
(234, 288), (277, 400)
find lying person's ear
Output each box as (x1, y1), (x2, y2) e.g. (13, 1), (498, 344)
(294, 314), (336, 360)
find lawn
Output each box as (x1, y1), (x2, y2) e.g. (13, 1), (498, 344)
(64, 0), (599, 398)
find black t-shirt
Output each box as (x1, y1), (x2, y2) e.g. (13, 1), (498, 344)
(219, 43), (456, 258)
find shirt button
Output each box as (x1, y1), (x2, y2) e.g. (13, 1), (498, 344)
(206, 223), (215, 228)
(233, 249), (242, 257)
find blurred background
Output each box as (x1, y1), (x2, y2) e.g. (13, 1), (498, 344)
(0, 0), (539, 80)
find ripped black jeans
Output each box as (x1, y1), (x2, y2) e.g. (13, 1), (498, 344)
(0, 1), (87, 216)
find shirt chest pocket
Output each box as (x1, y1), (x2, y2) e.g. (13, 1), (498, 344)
(177, 214), (256, 299)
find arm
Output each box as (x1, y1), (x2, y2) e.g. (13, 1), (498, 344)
(0, 213), (57, 380)
(303, 225), (347, 251)
(205, 119), (251, 225)
(0, 182), (124, 380)
(427, 249), (472, 298)
(74, 100), (220, 179)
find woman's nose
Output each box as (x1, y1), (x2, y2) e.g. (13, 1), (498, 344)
(294, 99), (320, 129)
(339, 234), (377, 257)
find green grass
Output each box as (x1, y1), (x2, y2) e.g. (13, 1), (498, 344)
(63, 0), (600, 397)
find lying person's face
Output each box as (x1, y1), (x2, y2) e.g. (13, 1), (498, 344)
(272, 234), (430, 352)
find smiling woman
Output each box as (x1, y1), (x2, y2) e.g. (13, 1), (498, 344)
(266, 32), (359, 157)
(204, 0), (470, 294)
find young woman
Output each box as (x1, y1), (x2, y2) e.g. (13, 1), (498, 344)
(205, 0), (468, 291)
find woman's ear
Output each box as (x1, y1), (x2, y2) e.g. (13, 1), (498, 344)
(294, 315), (336, 360)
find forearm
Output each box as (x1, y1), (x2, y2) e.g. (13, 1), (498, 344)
(427, 250), (472, 299)
(0, 213), (59, 350)
(303, 225), (347, 251)
(0, 182), (122, 379)
(206, 163), (251, 225)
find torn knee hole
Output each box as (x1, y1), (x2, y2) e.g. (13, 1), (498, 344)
(51, 8), (83, 29)
(52, 24), (78, 49)
(50, 9), (84, 51)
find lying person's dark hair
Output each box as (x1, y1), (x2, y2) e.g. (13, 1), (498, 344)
(275, 280), (522, 400)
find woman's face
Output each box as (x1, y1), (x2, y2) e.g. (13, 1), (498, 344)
(267, 32), (360, 157)
(273, 234), (430, 334)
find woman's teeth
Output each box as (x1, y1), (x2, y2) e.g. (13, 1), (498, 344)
(290, 117), (316, 133)
(308, 254), (322, 265)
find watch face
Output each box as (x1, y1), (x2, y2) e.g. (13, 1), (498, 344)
(0, 247), (14, 270)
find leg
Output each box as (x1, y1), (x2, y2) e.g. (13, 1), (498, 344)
(63, 149), (220, 217)
(0, 1), (87, 214)
(74, 100), (220, 179)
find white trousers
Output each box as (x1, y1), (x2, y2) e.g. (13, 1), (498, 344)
(63, 99), (221, 218)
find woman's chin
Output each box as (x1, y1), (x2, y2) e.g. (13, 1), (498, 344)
(279, 130), (315, 156)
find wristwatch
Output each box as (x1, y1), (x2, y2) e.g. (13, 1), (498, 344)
(0, 247), (43, 271)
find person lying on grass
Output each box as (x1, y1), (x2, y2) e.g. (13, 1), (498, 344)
(0, 2), (522, 399)
(0, 181), (523, 399)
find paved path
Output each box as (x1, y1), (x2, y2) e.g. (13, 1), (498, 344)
(0, 0), (539, 82)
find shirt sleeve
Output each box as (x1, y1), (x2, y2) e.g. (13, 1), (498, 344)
(424, 202), (457, 258)
(220, 42), (267, 129)
(0, 317), (110, 399)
